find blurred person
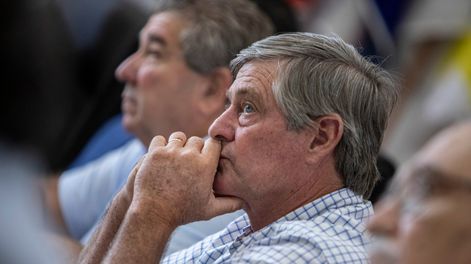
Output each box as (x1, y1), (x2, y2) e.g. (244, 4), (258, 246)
(68, 0), (300, 170)
(53, 0), (153, 169)
(383, 0), (471, 164)
(42, 0), (274, 258)
(1, 0), (77, 263)
(368, 121), (471, 264)
(79, 32), (398, 263)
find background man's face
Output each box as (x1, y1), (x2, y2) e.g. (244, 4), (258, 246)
(116, 12), (210, 144)
(368, 127), (471, 264)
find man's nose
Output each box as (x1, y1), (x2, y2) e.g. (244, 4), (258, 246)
(115, 52), (139, 84)
(367, 199), (400, 237)
(208, 107), (236, 142)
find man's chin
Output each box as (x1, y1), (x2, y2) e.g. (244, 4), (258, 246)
(121, 116), (138, 134)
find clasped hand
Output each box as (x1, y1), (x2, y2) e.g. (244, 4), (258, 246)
(122, 132), (242, 228)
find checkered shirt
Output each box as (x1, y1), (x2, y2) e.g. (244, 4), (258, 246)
(162, 188), (373, 264)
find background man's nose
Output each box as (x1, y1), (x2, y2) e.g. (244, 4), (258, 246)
(367, 200), (400, 237)
(115, 53), (139, 83)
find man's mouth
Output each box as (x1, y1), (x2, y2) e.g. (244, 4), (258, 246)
(121, 96), (136, 113)
(216, 156), (229, 175)
(121, 87), (137, 113)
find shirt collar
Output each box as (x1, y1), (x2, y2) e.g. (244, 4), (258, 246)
(226, 188), (370, 237)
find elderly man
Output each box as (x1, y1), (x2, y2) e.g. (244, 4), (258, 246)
(79, 32), (398, 263)
(42, 0), (273, 257)
(368, 121), (471, 264)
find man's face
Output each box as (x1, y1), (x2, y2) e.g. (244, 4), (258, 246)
(208, 61), (312, 214)
(368, 158), (471, 263)
(116, 12), (210, 145)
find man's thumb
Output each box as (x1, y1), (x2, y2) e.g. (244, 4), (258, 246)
(209, 197), (243, 217)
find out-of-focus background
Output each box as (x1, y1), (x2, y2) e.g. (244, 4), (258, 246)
(294, 0), (471, 165)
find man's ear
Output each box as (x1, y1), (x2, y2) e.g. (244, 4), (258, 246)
(196, 67), (232, 117)
(306, 114), (344, 162)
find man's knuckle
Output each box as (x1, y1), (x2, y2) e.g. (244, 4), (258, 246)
(148, 149), (166, 160)
(180, 149), (197, 159)
(189, 136), (203, 143)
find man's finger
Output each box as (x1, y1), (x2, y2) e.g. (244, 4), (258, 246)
(202, 138), (221, 164)
(185, 136), (205, 151)
(124, 156), (144, 198)
(131, 156), (144, 174)
(149, 135), (166, 151)
(167, 131), (187, 148)
(209, 196), (244, 217)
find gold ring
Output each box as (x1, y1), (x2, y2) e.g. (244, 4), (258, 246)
(168, 138), (184, 143)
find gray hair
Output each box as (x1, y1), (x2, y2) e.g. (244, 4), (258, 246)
(231, 33), (398, 199)
(153, 0), (274, 74)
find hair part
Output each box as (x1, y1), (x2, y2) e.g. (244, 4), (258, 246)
(231, 33), (399, 198)
(153, 0), (274, 74)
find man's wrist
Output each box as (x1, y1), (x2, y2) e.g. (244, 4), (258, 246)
(128, 199), (179, 231)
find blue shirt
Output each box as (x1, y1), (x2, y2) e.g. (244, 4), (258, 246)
(163, 188), (372, 263)
(59, 139), (145, 240)
(68, 114), (133, 169)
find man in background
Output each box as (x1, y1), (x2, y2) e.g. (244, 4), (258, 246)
(42, 0), (273, 257)
(368, 120), (471, 264)
(2, 0), (76, 262)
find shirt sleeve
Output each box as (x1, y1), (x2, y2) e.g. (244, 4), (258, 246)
(58, 139), (144, 240)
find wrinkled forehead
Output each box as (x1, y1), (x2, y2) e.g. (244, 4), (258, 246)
(414, 123), (471, 181)
(227, 61), (278, 102)
(387, 160), (471, 202)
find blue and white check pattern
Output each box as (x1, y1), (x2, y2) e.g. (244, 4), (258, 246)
(162, 188), (373, 263)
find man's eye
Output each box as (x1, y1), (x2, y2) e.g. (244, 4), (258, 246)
(145, 49), (162, 58)
(242, 103), (254, 114)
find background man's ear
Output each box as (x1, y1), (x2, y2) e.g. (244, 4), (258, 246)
(308, 114), (344, 158)
(197, 67), (232, 116)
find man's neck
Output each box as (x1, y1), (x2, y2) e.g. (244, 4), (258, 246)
(245, 170), (343, 231)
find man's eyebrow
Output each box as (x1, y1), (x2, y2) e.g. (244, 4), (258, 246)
(227, 87), (262, 103)
(148, 34), (167, 46)
(139, 31), (167, 46)
(418, 165), (471, 192)
(388, 165), (471, 199)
